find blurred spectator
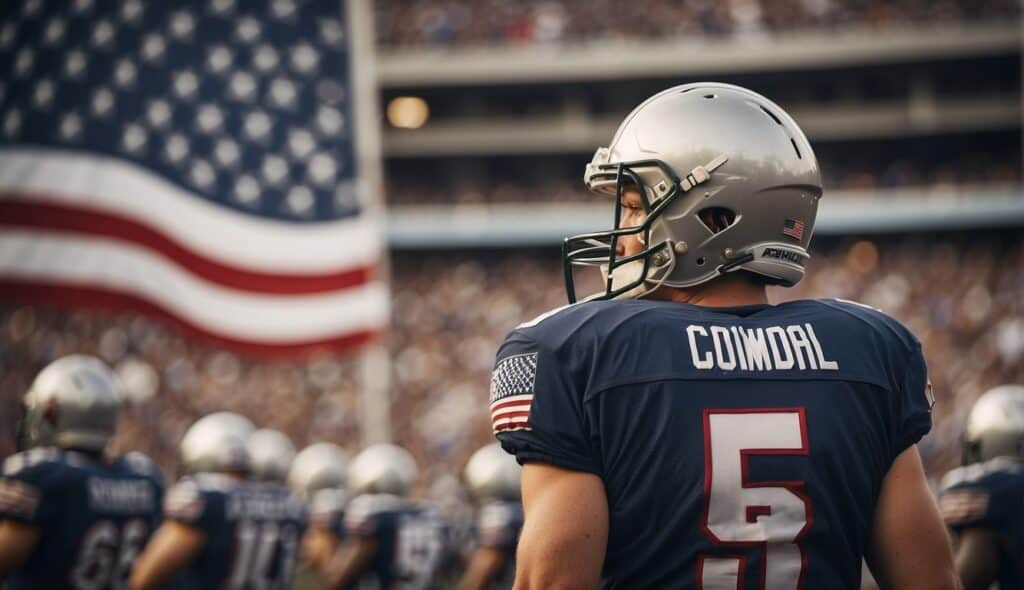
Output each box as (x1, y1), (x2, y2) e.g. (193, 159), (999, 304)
(375, 0), (1019, 48)
(1, 235), (1021, 491)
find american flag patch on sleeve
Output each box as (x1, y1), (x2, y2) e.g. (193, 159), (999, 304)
(0, 478), (40, 519)
(490, 352), (538, 434)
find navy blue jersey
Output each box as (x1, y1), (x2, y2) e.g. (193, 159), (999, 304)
(940, 457), (1024, 587)
(344, 494), (452, 589)
(0, 448), (164, 590)
(164, 475), (307, 589)
(492, 298), (932, 589)
(310, 487), (349, 539)
(471, 501), (523, 589)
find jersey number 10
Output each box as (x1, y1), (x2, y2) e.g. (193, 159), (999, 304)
(699, 408), (811, 590)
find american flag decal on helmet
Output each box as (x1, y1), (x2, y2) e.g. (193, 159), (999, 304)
(782, 218), (806, 240)
(490, 352), (537, 433)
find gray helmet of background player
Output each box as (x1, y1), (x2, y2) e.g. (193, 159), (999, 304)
(347, 444), (418, 497)
(179, 411), (254, 475)
(962, 384), (1024, 465)
(288, 441), (349, 498)
(464, 443), (521, 503)
(19, 354), (121, 452)
(564, 82), (823, 302)
(247, 428), (296, 482)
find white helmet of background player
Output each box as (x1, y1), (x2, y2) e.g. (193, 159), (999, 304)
(179, 411), (254, 474)
(288, 442), (349, 497)
(18, 355), (121, 452)
(963, 385), (1024, 464)
(464, 443), (521, 502)
(564, 82), (822, 302)
(347, 444), (418, 497)
(247, 428), (296, 482)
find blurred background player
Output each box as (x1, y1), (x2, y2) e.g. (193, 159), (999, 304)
(939, 385), (1024, 590)
(289, 442), (351, 584)
(247, 428), (297, 484)
(325, 443), (452, 590)
(129, 412), (307, 589)
(458, 444), (523, 590)
(0, 355), (164, 589)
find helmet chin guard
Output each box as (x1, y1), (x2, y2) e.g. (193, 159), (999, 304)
(563, 82), (823, 303)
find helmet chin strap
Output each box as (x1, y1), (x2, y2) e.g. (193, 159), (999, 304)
(592, 247), (676, 301)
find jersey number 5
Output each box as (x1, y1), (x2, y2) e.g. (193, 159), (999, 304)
(699, 408), (811, 590)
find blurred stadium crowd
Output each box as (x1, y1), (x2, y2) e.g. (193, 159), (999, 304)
(385, 150), (1022, 205)
(375, 0), (1019, 47)
(3, 235), (1021, 486)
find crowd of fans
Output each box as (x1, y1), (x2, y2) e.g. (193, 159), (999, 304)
(385, 152), (1022, 205)
(375, 0), (1018, 48)
(1, 235), (1021, 488)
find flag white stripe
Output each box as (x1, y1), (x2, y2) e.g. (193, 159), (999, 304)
(0, 149), (382, 273)
(493, 425), (531, 433)
(492, 416), (531, 428)
(0, 231), (388, 342)
(489, 394), (533, 409)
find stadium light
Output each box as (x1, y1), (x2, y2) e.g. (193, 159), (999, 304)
(387, 95), (429, 129)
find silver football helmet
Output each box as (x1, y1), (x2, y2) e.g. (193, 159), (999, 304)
(564, 82), (822, 302)
(19, 355), (121, 452)
(963, 385), (1024, 464)
(287, 442), (349, 497)
(247, 429), (296, 482)
(179, 412), (254, 474)
(347, 444), (418, 497)
(464, 444), (521, 502)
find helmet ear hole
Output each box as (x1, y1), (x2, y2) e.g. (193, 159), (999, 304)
(698, 207), (736, 234)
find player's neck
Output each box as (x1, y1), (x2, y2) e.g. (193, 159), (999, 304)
(646, 273), (769, 307)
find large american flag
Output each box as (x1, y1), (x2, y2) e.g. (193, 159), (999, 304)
(0, 0), (387, 357)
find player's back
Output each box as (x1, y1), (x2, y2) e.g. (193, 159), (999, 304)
(940, 457), (1024, 588)
(163, 474), (307, 589)
(493, 298), (932, 589)
(0, 447), (164, 590)
(344, 493), (452, 589)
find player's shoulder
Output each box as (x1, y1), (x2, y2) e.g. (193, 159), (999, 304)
(2, 447), (65, 480)
(808, 298), (919, 352)
(503, 300), (669, 354)
(941, 457), (1024, 492)
(347, 492), (404, 518)
(114, 451), (165, 486)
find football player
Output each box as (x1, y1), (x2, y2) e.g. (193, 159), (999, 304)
(324, 444), (452, 590)
(490, 83), (958, 589)
(939, 385), (1024, 590)
(0, 355), (164, 589)
(288, 442), (350, 578)
(458, 443), (523, 590)
(247, 428), (296, 483)
(129, 413), (307, 589)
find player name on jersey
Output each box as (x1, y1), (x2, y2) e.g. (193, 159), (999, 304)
(87, 476), (157, 513)
(225, 492), (305, 521)
(685, 322), (839, 372)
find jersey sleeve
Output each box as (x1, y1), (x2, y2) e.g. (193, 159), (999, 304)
(891, 336), (933, 460)
(491, 329), (600, 475)
(163, 478), (221, 529)
(0, 450), (56, 526)
(475, 503), (522, 551)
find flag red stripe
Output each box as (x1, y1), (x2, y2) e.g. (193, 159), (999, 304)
(490, 398), (533, 412)
(491, 410), (531, 423)
(0, 197), (373, 295)
(494, 421), (530, 431)
(0, 280), (380, 358)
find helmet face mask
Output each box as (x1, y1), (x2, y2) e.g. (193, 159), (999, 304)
(563, 83), (822, 303)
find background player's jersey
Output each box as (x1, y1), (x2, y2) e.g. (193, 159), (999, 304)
(164, 474), (307, 589)
(344, 493), (452, 590)
(492, 298), (932, 589)
(470, 501), (523, 589)
(939, 457), (1024, 588)
(0, 447), (164, 590)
